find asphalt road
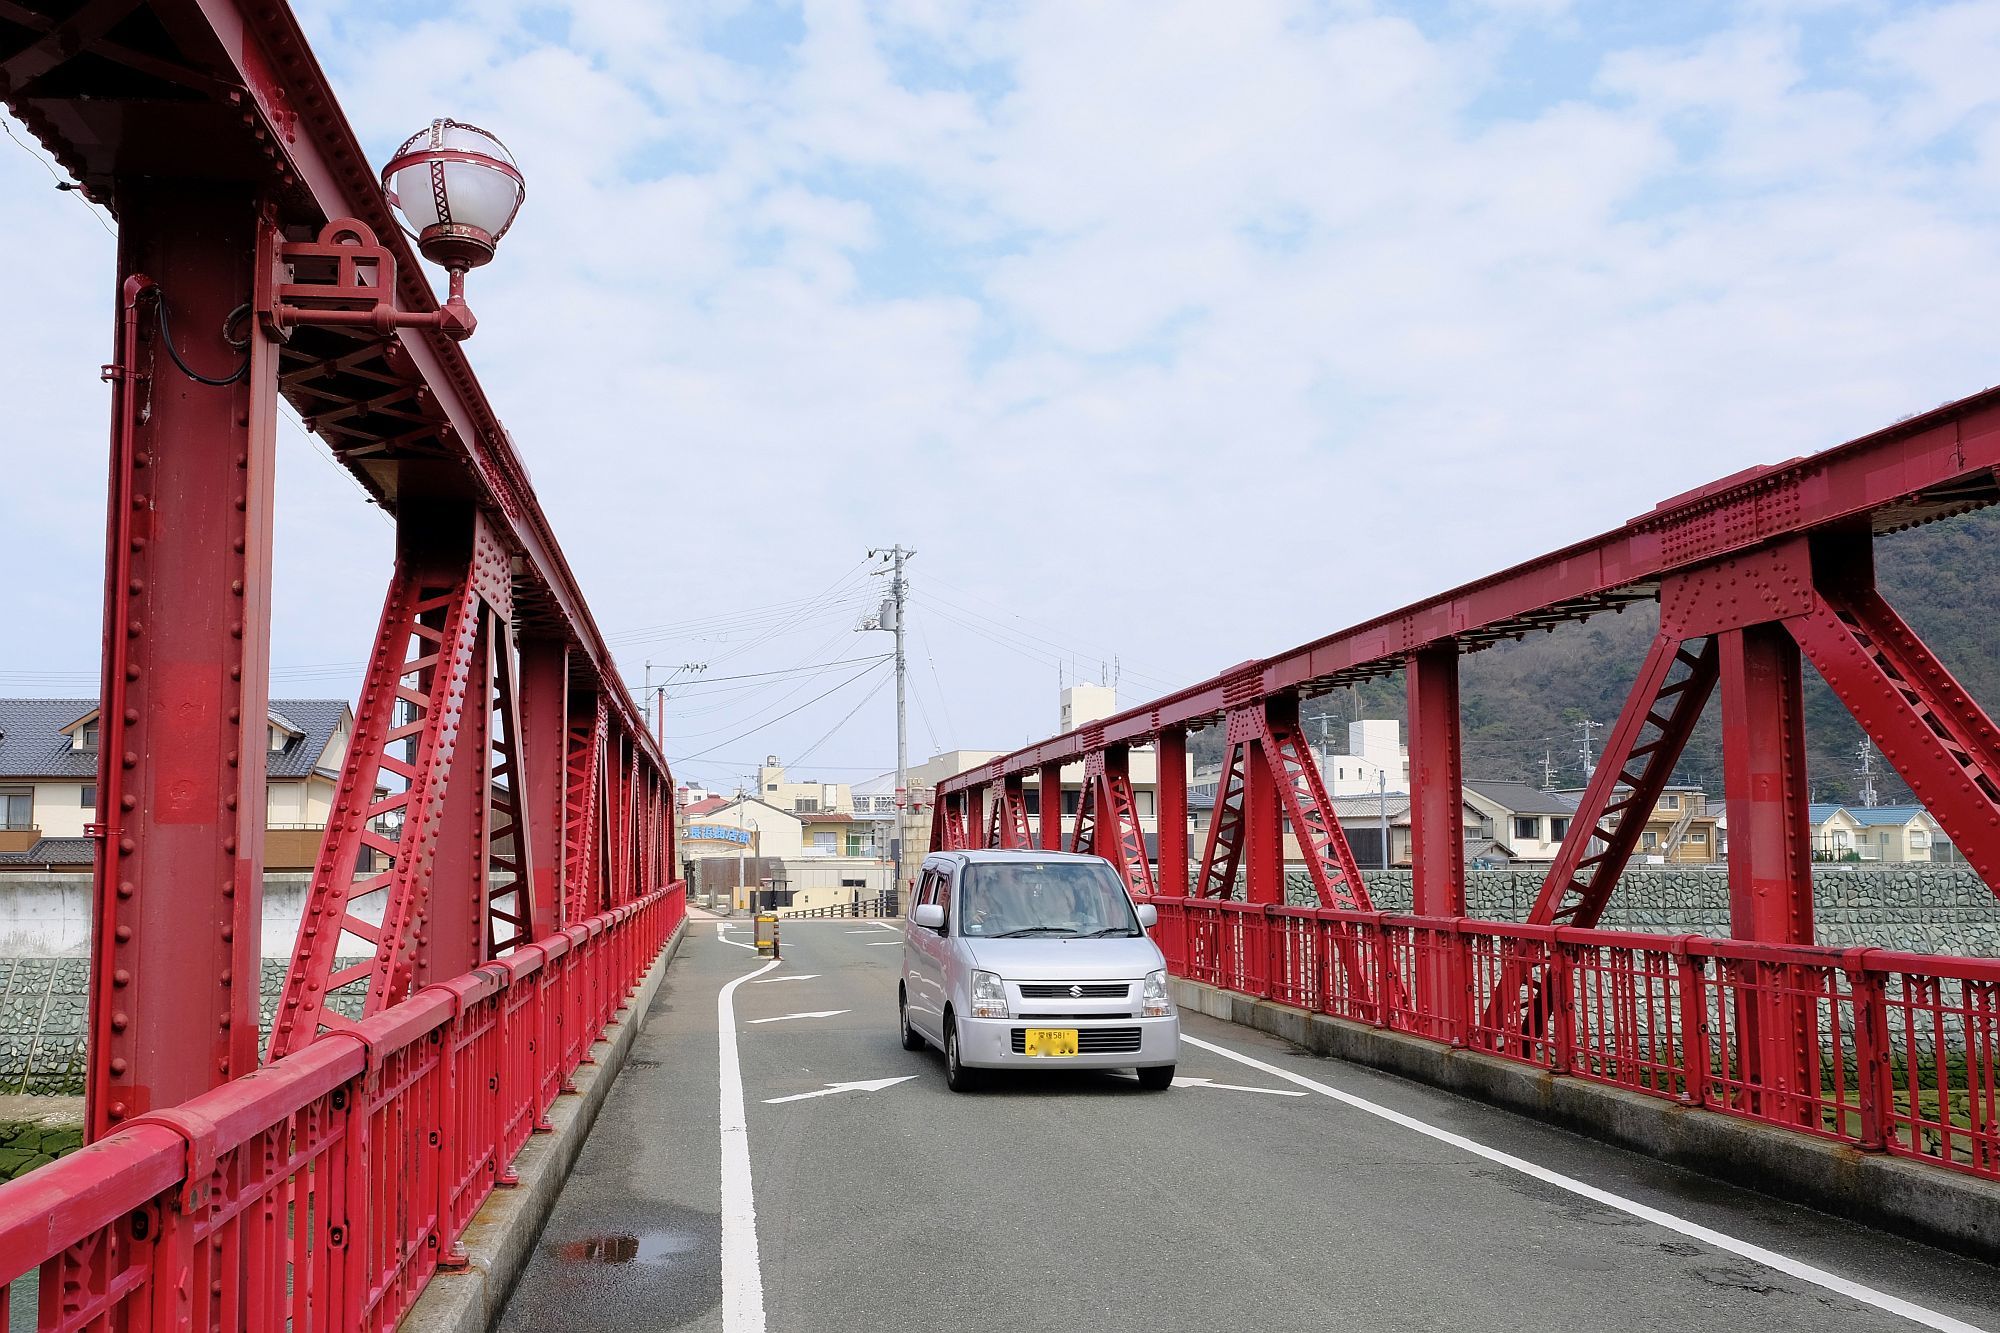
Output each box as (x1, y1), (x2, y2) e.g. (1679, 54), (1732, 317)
(496, 920), (2000, 1333)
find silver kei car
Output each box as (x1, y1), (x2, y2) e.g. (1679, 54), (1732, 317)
(898, 849), (1180, 1093)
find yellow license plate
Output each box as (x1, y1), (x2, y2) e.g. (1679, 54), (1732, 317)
(1022, 1027), (1078, 1057)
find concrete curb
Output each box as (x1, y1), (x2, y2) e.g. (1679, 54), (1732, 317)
(1172, 976), (2000, 1264)
(401, 918), (688, 1333)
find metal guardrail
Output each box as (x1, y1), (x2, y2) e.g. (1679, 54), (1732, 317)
(0, 883), (686, 1329)
(779, 894), (898, 920)
(1149, 895), (1998, 1182)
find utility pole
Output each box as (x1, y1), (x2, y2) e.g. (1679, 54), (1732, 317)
(1378, 769), (1389, 871)
(869, 545), (915, 908)
(1856, 738), (1880, 808)
(1541, 744), (1559, 791)
(1576, 718), (1603, 785)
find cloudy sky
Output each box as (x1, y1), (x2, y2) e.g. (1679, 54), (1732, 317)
(3, 0), (1998, 795)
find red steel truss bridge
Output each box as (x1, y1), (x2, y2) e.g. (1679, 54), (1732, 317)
(5, 0), (2000, 1330)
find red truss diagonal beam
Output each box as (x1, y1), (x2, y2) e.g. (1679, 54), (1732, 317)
(1099, 749), (1157, 898)
(1195, 741), (1249, 899)
(1257, 701), (1372, 911)
(999, 778), (1032, 849)
(986, 787), (1004, 849)
(1786, 550), (2000, 889)
(1069, 757), (1100, 856)
(269, 513), (511, 1057)
(482, 627), (539, 956)
(562, 701), (606, 924)
(1528, 634), (1720, 927)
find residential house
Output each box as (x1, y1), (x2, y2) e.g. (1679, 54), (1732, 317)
(0, 697), (351, 871)
(1463, 780), (1577, 863)
(754, 757), (852, 816)
(1558, 783), (1720, 865)
(1815, 804), (1943, 863)
(676, 795), (891, 911)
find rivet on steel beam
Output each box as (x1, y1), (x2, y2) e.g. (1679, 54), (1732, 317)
(233, 539), (245, 554)
(114, 924), (130, 941)
(111, 1012), (128, 1032)
(128, 580), (142, 594)
(118, 837), (134, 855)
(123, 709), (136, 724)
(123, 752), (136, 768)
(113, 969), (129, 987)
(126, 621), (141, 637)
(119, 794), (134, 811)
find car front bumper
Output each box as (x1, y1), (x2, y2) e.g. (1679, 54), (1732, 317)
(957, 1013), (1180, 1070)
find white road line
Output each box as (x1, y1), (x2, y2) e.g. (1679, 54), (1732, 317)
(1171, 1076), (1306, 1097)
(747, 1009), (849, 1025)
(844, 929), (879, 934)
(716, 923), (759, 951)
(752, 974), (819, 984)
(719, 958), (780, 1333)
(866, 941), (900, 947)
(1180, 1033), (1986, 1333)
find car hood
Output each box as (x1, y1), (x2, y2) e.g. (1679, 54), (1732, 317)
(962, 935), (1164, 981)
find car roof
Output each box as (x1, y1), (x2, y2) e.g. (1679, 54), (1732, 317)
(927, 849), (1103, 864)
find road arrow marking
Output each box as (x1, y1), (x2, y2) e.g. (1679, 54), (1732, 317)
(763, 1075), (917, 1105)
(1171, 1076), (1307, 1097)
(866, 941), (900, 947)
(716, 923), (759, 952)
(747, 1009), (850, 1025)
(752, 974), (820, 984)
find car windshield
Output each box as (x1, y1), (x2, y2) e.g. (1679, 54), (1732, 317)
(958, 861), (1140, 938)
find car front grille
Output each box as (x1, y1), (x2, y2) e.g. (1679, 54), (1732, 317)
(1018, 982), (1130, 999)
(1017, 1013), (1135, 1021)
(1010, 1026), (1144, 1055)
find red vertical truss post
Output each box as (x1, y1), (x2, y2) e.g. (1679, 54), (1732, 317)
(1407, 645), (1465, 1033)
(482, 618), (540, 955)
(1155, 728), (1189, 897)
(90, 184), (276, 1139)
(966, 785), (987, 857)
(425, 590), (495, 986)
(998, 776), (1029, 848)
(1068, 758), (1098, 854)
(1407, 646), (1465, 917)
(1718, 621), (1816, 1125)
(1241, 721), (1282, 907)
(1037, 761), (1065, 850)
(985, 785), (1004, 848)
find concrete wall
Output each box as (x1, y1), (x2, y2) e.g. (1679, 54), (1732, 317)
(1284, 866), (2000, 954)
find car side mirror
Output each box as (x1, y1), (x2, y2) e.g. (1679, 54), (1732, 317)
(912, 903), (945, 930)
(1134, 903), (1158, 929)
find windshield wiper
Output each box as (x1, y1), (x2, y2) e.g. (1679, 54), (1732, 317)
(993, 926), (1077, 938)
(1078, 927), (1138, 938)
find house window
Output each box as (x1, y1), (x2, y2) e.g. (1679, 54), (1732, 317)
(840, 877), (866, 888)
(269, 727), (287, 752)
(765, 783), (778, 793)
(1062, 791), (1080, 815)
(795, 798), (820, 813)
(1661, 794), (1679, 810)
(80, 785), (97, 809)
(1549, 817), (1569, 840)
(845, 833), (866, 856)
(76, 725), (98, 751)
(1, 791), (29, 829)
(1689, 830), (1707, 845)
(1641, 832), (1658, 850)
(1513, 817), (1540, 841)
(812, 831), (836, 852)
(1136, 790), (1156, 818)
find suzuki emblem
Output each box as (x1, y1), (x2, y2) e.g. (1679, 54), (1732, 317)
(1068, 984), (1083, 998)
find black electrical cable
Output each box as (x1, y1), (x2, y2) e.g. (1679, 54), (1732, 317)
(154, 295), (251, 386)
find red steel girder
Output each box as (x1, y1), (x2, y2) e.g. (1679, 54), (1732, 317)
(1528, 634), (1720, 927)
(1068, 760), (1099, 857)
(517, 637), (568, 939)
(997, 777), (1031, 849)
(1719, 625), (1815, 945)
(87, 183), (276, 1139)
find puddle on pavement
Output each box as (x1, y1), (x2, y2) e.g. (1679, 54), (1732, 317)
(554, 1229), (701, 1265)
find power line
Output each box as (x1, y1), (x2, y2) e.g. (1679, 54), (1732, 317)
(792, 667), (894, 768)
(921, 573), (1179, 691)
(671, 658), (891, 762)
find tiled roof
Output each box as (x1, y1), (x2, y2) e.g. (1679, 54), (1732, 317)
(0, 836), (94, 868)
(0, 698), (346, 780)
(683, 796), (729, 817)
(1848, 804), (1929, 827)
(1808, 803), (1847, 824)
(1465, 780), (1578, 816)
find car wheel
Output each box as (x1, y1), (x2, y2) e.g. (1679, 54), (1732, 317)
(899, 990), (925, 1051)
(944, 1017), (981, 1093)
(1136, 1064), (1175, 1092)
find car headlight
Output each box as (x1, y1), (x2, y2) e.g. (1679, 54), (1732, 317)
(970, 970), (1009, 1019)
(1142, 969), (1174, 1018)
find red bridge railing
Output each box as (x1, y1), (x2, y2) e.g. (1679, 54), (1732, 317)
(1147, 895), (1999, 1181)
(0, 884), (683, 1331)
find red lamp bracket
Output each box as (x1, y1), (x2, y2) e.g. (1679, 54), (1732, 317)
(260, 217), (477, 342)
